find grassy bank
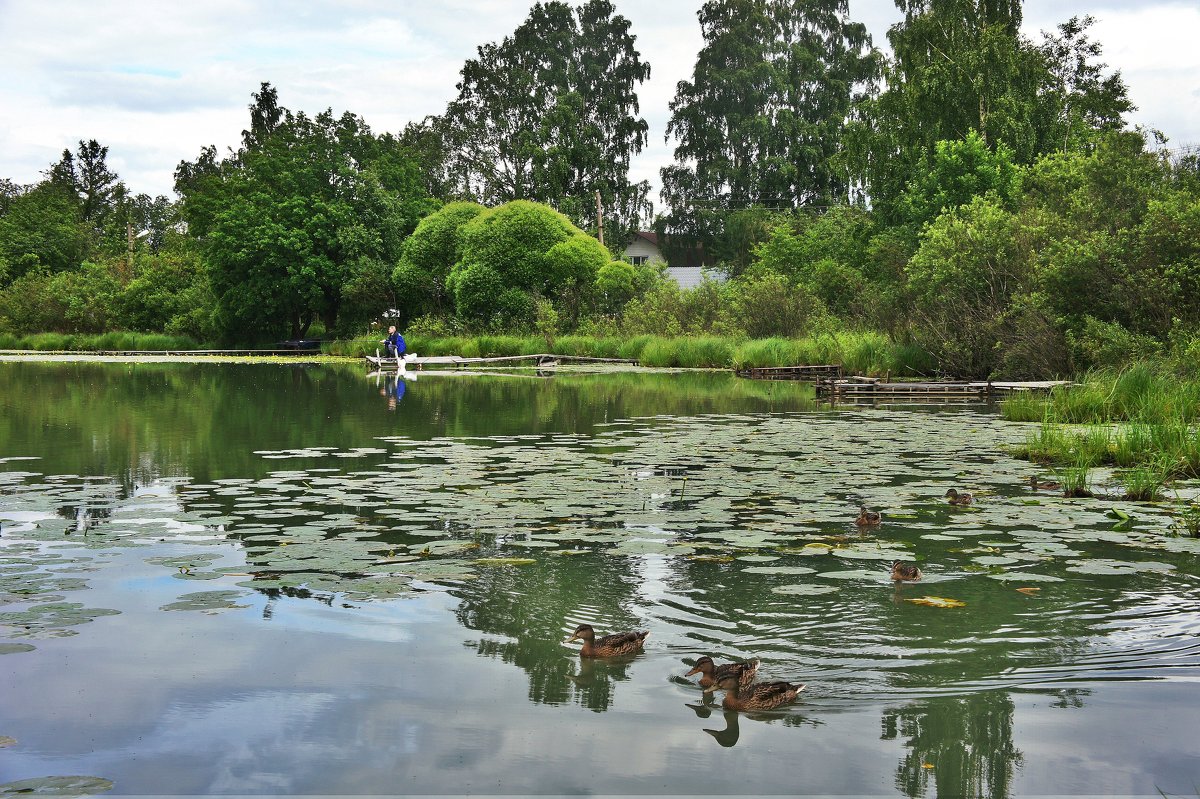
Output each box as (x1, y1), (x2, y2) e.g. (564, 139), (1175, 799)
(0, 332), (204, 351)
(1003, 364), (1200, 499)
(326, 331), (935, 374)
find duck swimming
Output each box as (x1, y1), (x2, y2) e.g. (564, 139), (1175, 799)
(856, 506), (882, 526)
(564, 624), (648, 658)
(944, 488), (974, 505)
(684, 656), (760, 689)
(703, 673), (804, 711)
(1029, 476), (1061, 491)
(890, 560), (923, 581)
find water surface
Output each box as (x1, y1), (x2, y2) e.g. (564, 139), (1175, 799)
(1, 361), (1197, 797)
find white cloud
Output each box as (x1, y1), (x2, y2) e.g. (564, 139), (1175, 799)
(0, 0), (1194, 199)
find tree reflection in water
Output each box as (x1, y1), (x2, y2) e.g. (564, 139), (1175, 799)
(882, 691), (1023, 799)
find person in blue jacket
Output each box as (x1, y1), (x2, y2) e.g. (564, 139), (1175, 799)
(381, 325), (405, 359)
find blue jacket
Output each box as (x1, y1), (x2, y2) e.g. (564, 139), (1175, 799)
(385, 331), (405, 354)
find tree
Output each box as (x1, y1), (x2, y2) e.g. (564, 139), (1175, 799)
(660, 0), (878, 245)
(0, 181), (90, 282)
(175, 85), (436, 341)
(392, 201), (485, 324)
(446, 200), (609, 329)
(439, 0), (652, 239)
(1039, 16), (1133, 153)
(898, 130), (1020, 234)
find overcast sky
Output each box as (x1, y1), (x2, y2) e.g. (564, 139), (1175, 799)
(2, 1), (1197, 202)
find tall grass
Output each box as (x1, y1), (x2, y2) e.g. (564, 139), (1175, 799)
(0, 332), (202, 351)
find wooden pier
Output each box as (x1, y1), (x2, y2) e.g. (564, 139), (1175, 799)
(735, 364), (843, 381)
(815, 376), (1071, 401)
(365, 352), (639, 371)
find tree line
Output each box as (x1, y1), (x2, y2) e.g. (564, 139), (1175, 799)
(1, 0), (1198, 377)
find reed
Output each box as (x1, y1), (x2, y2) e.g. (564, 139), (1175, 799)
(1119, 459), (1172, 501)
(1060, 458), (1094, 498)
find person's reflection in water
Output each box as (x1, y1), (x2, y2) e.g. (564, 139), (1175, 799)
(703, 709), (741, 747)
(386, 374), (408, 411)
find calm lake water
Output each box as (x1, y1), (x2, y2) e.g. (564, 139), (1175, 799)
(1, 360), (1198, 798)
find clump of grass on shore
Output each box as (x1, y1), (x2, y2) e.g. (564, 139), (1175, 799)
(0, 332), (203, 352)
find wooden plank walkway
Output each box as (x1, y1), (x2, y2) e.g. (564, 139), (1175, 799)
(735, 364), (843, 381)
(815, 376), (1071, 400)
(365, 352), (638, 371)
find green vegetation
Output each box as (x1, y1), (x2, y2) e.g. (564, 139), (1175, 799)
(1005, 366), (1200, 491)
(2, 0), (1199, 389)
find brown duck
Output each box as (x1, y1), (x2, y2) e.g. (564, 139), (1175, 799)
(890, 560), (923, 581)
(684, 656), (760, 689)
(564, 624), (648, 658)
(703, 673), (805, 711)
(856, 505), (882, 527)
(944, 488), (974, 505)
(1029, 476), (1061, 491)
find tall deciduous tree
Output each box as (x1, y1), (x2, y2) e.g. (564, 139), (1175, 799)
(849, 1), (1131, 222)
(175, 85), (436, 341)
(439, 0), (651, 240)
(660, 0), (878, 246)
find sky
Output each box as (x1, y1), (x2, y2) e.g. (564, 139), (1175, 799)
(1, 0), (1197, 202)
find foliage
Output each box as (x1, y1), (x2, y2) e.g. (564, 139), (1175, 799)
(438, 0), (651, 237)
(660, 0), (878, 245)
(392, 201), (484, 324)
(175, 83), (436, 341)
(447, 200), (607, 330)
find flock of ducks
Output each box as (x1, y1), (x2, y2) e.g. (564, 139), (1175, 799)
(564, 475), (1059, 712)
(565, 624), (804, 711)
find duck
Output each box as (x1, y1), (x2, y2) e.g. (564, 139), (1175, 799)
(1029, 476), (1061, 491)
(856, 505), (883, 527)
(703, 673), (805, 711)
(944, 488), (974, 505)
(890, 560), (923, 581)
(684, 656), (760, 689)
(564, 624), (648, 658)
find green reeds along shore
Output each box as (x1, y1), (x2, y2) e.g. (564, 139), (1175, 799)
(0, 332), (202, 351)
(1003, 364), (1200, 499)
(327, 332), (935, 375)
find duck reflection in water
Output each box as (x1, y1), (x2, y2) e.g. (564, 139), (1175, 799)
(565, 653), (634, 712)
(703, 710), (742, 747)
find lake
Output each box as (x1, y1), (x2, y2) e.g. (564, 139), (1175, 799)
(1, 360), (1198, 797)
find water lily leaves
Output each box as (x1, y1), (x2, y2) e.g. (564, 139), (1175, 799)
(972, 555), (1020, 567)
(905, 596), (967, 608)
(0, 643), (36, 655)
(473, 557), (537, 566)
(742, 565), (817, 575)
(1065, 559), (1175, 575)
(0, 775), (114, 795)
(0, 736), (15, 747)
(987, 572), (1066, 583)
(771, 584), (838, 596)
(160, 591), (251, 612)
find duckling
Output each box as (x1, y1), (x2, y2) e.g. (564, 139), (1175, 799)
(703, 673), (805, 711)
(944, 488), (974, 506)
(1029, 476), (1061, 491)
(684, 656), (760, 689)
(856, 505), (882, 527)
(564, 624), (648, 658)
(890, 560), (923, 581)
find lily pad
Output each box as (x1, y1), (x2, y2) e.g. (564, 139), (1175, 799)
(741, 566), (817, 575)
(0, 775), (114, 795)
(0, 643), (36, 655)
(771, 584), (838, 596)
(1065, 559), (1175, 575)
(473, 557), (537, 566)
(160, 591), (252, 612)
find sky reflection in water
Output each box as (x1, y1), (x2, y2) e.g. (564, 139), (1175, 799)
(0, 361), (1198, 796)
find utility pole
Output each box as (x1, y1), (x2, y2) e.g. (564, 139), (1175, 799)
(595, 190), (604, 248)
